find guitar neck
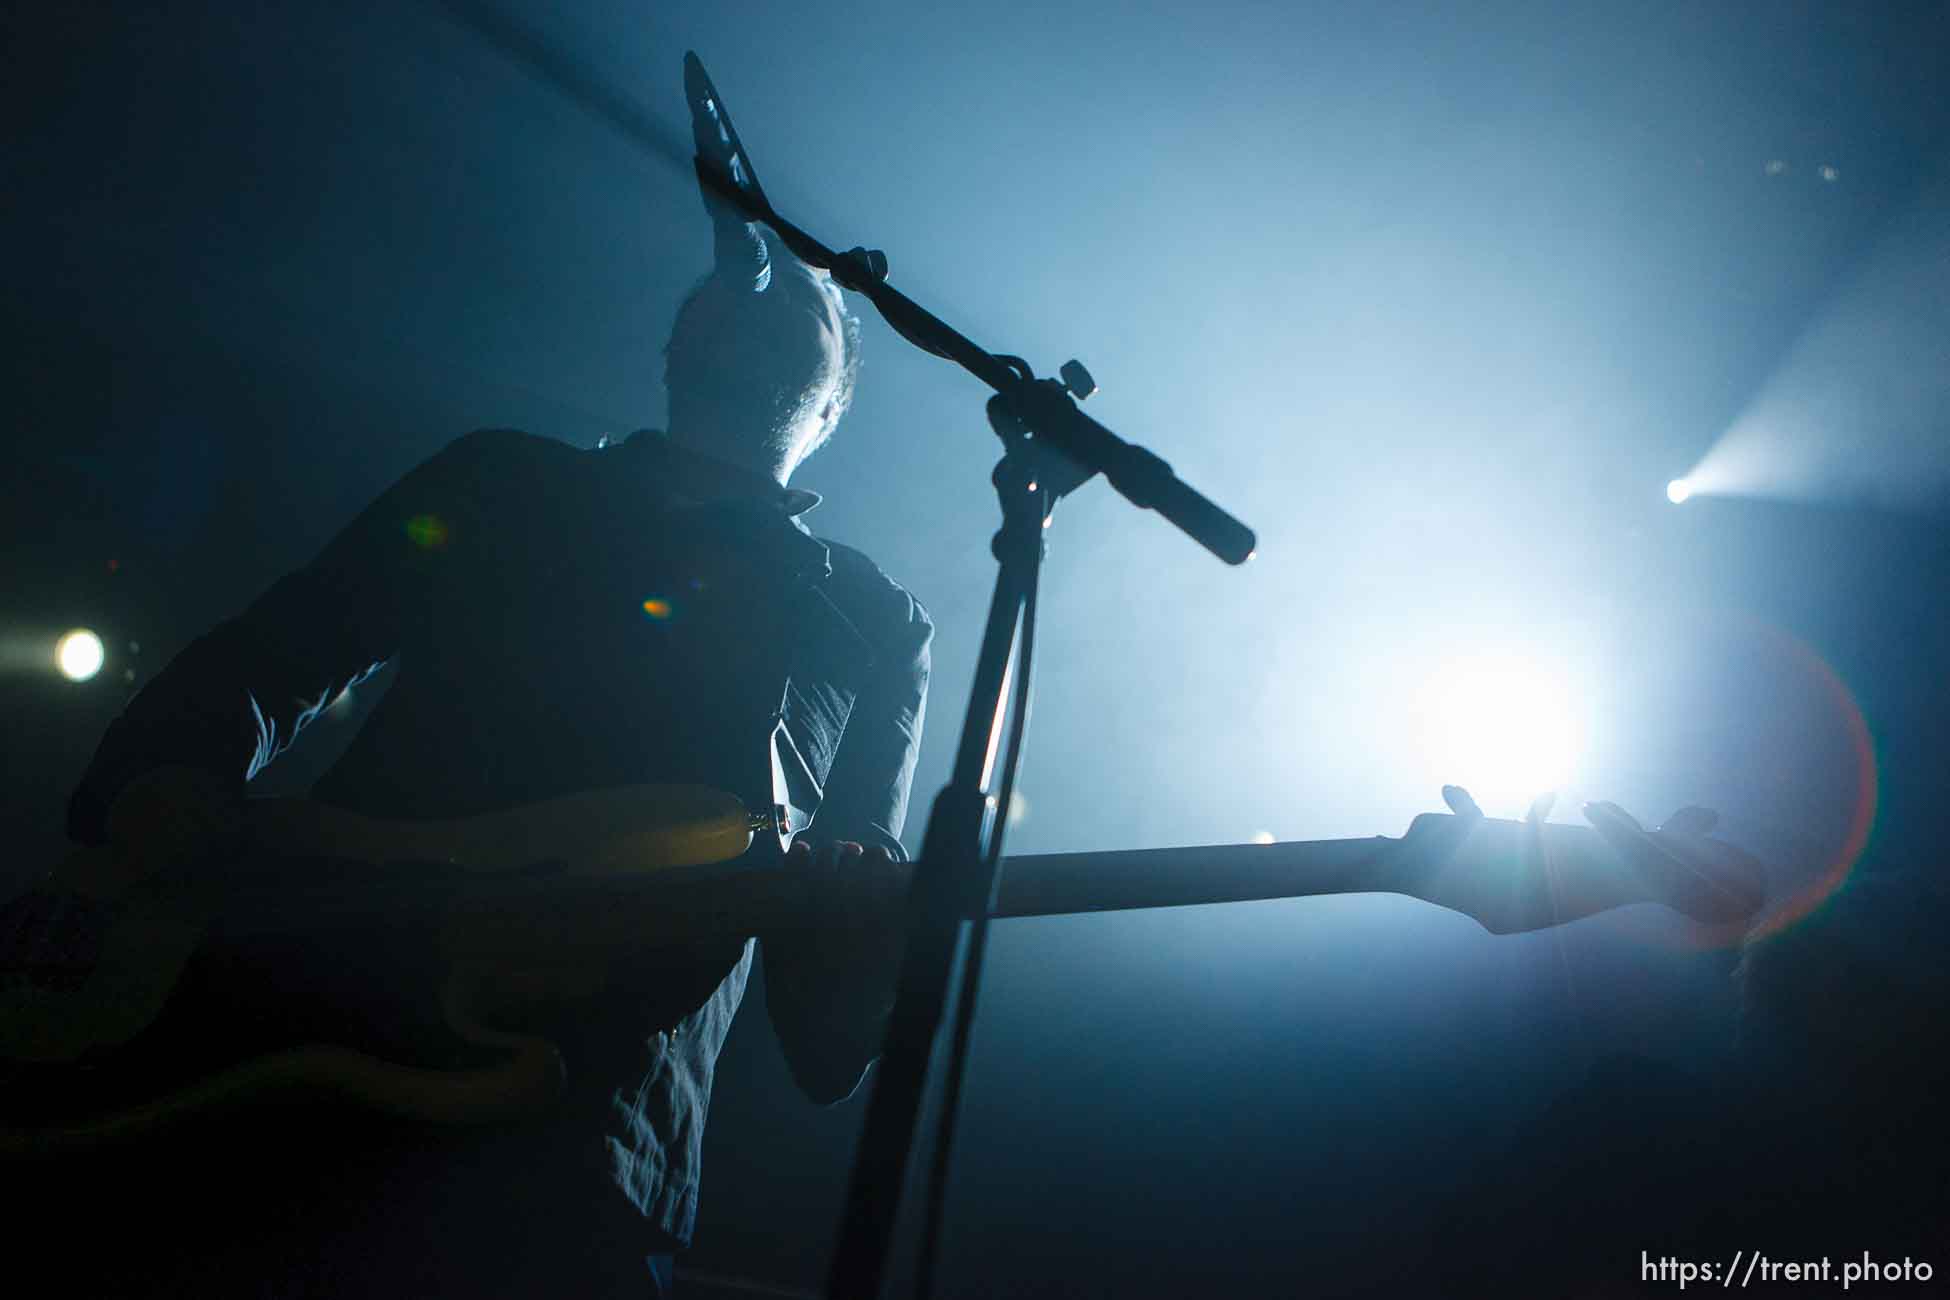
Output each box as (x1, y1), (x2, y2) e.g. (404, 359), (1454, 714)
(993, 817), (1668, 934)
(992, 836), (1394, 920)
(193, 813), (1671, 954)
(0, 796), (1752, 1138)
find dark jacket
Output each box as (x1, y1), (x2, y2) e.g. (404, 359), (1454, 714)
(66, 427), (931, 1262)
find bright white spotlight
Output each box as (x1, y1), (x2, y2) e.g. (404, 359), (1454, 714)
(1666, 478), (1693, 504)
(1416, 652), (1586, 816)
(57, 629), (106, 682)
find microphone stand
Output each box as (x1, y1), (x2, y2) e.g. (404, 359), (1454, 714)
(684, 55), (1257, 1299)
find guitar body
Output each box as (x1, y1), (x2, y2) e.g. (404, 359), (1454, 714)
(0, 784), (760, 1155)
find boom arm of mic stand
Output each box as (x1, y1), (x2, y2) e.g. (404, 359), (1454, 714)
(694, 159), (1259, 566)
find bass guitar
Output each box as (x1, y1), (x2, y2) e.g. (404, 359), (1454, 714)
(0, 784), (1764, 1155)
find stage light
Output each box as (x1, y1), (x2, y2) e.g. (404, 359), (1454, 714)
(1666, 478), (1693, 504)
(1415, 652), (1586, 817)
(57, 629), (105, 682)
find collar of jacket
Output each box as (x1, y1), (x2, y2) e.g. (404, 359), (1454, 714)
(617, 428), (824, 519)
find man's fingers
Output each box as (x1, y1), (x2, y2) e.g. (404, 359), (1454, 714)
(1581, 799), (1764, 923)
(1659, 805), (1719, 836)
(794, 841), (907, 926)
(1581, 800), (1646, 836)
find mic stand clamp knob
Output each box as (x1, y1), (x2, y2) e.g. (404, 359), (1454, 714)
(1059, 359), (1097, 401)
(830, 245), (890, 292)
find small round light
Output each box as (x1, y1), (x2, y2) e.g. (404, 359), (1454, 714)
(1666, 478), (1693, 505)
(57, 629), (106, 682)
(1006, 792), (1029, 826)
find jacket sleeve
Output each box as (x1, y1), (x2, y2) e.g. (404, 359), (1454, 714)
(763, 565), (932, 1105)
(803, 578), (931, 863)
(66, 430), (513, 844)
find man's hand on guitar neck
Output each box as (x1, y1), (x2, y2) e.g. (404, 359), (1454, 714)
(1579, 798), (1769, 926)
(1440, 784), (1770, 928)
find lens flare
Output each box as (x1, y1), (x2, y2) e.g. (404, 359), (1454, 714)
(1614, 618), (1880, 954)
(1006, 791), (1029, 827)
(56, 629), (105, 681)
(1666, 478), (1693, 504)
(405, 515), (449, 549)
(1746, 629), (1879, 944)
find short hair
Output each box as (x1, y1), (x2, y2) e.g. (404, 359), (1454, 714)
(662, 235), (863, 455)
(802, 260), (863, 452)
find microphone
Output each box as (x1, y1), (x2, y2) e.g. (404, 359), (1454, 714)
(684, 51), (772, 291)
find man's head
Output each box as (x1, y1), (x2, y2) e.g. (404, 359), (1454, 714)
(662, 237), (862, 484)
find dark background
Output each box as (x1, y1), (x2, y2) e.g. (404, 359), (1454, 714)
(4, 2), (1946, 1295)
